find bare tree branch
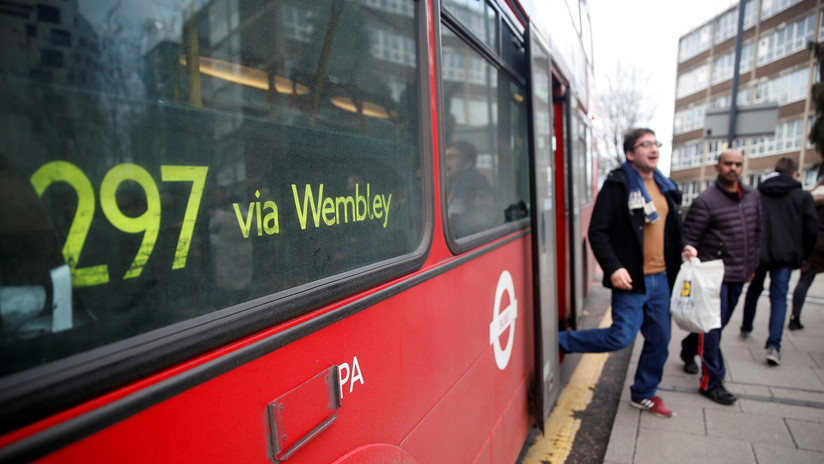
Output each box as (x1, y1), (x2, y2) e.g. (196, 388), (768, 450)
(594, 63), (657, 182)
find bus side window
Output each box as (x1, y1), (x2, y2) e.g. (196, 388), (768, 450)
(0, 0), (425, 381)
(441, 13), (530, 245)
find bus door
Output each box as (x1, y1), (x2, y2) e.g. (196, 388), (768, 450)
(567, 105), (587, 330)
(552, 79), (577, 330)
(527, 25), (560, 429)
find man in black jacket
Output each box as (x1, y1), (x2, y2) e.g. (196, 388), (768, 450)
(740, 157), (817, 366)
(681, 149), (762, 405)
(560, 128), (683, 418)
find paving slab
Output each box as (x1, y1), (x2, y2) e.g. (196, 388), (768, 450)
(789, 336), (824, 354)
(807, 351), (824, 368)
(724, 382), (771, 397)
(752, 444), (824, 464)
(638, 401), (705, 435)
(739, 399), (824, 422)
(769, 386), (824, 404)
(785, 418), (824, 452)
(659, 388), (744, 413)
(705, 408), (795, 447)
(634, 428), (755, 464)
(727, 359), (824, 390)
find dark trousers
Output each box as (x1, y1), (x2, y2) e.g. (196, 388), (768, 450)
(681, 282), (743, 391)
(792, 268), (816, 318)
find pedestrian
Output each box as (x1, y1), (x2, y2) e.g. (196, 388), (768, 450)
(789, 179), (824, 331)
(560, 128), (683, 418)
(740, 157), (818, 365)
(680, 149), (761, 406)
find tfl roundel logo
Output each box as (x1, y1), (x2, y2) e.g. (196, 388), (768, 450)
(489, 270), (518, 370)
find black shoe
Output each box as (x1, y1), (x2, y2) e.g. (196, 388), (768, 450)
(700, 383), (737, 405)
(788, 316), (804, 331)
(680, 352), (698, 374)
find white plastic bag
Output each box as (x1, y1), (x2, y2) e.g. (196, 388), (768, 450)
(670, 257), (725, 333)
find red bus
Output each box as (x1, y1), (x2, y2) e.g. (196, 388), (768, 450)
(0, 0), (596, 462)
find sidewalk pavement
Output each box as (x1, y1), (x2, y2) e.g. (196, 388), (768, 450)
(605, 270), (824, 464)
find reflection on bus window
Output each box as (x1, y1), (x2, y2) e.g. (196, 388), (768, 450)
(442, 0), (498, 51)
(445, 140), (495, 236)
(441, 25), (529, 242)
(0, 0), (423, 376)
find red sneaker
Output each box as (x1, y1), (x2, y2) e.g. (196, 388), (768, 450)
(630, 396), (673, 418)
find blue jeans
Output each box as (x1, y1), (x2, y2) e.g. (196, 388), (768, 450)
(559, 272), (670, 400)
(741, 266), (792, 350)
(681, 282), (743, 392)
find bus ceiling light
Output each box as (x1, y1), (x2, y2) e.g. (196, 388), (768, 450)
(330, 96), (394, 120)
(179, 55), (309, 95)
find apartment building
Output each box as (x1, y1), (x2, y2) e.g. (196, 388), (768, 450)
(672, 0), (822, 205)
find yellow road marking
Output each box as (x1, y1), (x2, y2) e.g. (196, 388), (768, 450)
(520, 308), (613, 464)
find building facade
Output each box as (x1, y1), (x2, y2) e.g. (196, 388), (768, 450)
(672, 0), (823, 205)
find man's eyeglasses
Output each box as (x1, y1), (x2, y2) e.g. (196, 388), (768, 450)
(634, 141), (663, 149)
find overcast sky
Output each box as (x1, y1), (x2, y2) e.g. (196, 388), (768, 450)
(588, 0), (741, 174)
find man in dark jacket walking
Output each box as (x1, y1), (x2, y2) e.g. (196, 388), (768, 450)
(681, 149), (761, 406)
(561, 128), (683, 418)
(740, 157), (818, 365)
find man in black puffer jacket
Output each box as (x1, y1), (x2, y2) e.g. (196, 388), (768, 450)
(680, 149), (761, 406)
(740, 157), (818, 366)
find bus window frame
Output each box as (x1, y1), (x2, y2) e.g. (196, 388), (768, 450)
(437, 2), (531, 254)
(0, 0), (434, 437)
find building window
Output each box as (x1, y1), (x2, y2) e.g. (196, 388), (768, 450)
(715, 8), (737, 44)
(672, 141), (704, 169)
(676, 63), (709, 98)
(810, 116), (817, 149)
(284, 5), (315, 41)
(373, 29), (416, 67)
(757, 13), (816, 67)
(748, 174), (762, 186)
(712, 95), (730, 109)
(707, 140), (723, 164)
(363, 0), (415, 17)
(40, 48), (64, 67)
(679, 23), (712, 62)
(739, 41), (754, 73)
(715, 1), (756, 44)
(679, 180), (704, 205)
(442, 50), (490, 87)
(760, 0), (803, 21)
(207, 0), (240, 46)
(738, 86), (752, 105)
(674, 104), (706, 135)
(37, 5), (61, 24)
(749, 118), (804, 157)
(753, 67), (809, 105)
(50, 29), (71, 47)
(803, 168), (818, 187)
(712, 51), (734, 84)
(443, 0), (498, 52)
(820, 12), (824, 41)
(710, 86), (751, 110)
